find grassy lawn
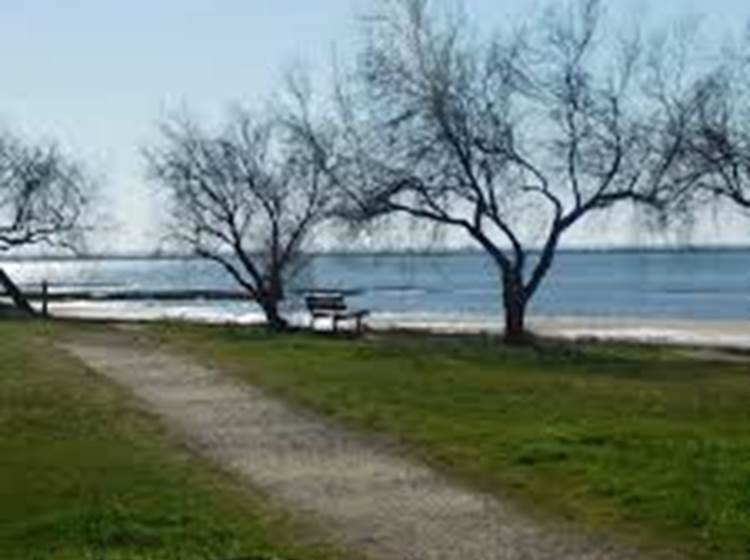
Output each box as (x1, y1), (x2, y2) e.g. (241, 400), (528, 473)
(0, 320), (344, 560)
(158, 324), (750, 559)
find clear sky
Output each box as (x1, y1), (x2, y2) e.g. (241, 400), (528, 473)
(1, 0), (749, 252)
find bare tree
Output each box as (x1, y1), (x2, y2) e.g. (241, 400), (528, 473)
(668, 52), (750, 213)
(0, 132), (90, 252)
(146, 98), (339, 330)
(334, 0), (689, 342)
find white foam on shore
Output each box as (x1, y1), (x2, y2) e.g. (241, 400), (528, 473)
(51, 300), (266, 325)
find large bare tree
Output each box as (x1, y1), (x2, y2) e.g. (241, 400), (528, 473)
(335, 0), (690, 341)
(146, 99), (339, 330)
(0, 132), (90, 253)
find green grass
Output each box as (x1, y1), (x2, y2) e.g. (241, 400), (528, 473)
(0, 320), (344, 560)
(158, 324), (750, 559)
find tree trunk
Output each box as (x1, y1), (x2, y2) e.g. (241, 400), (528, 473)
(257, 268), (289, 332)
(259, 294), (288, 332)
(502, 270), (528, 344)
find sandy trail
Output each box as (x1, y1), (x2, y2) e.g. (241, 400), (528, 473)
(61, 328), (641, 560)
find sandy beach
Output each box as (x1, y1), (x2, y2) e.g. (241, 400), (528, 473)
(533, 316), (750, 350)
(15, 296), (750, 350)
(369, 314), (750, 350)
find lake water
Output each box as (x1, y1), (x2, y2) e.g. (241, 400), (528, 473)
(1, 250), (749, 328)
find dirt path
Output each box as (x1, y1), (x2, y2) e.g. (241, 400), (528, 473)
(61, 328), (641, 560)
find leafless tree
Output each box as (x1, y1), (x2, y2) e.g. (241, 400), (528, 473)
(667, 50), (750, 214)
(146, 95), (339, 330)
(0, 132), (90, 253)
(334, 0), (692, 342)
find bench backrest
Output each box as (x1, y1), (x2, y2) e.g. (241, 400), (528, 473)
(306, 294), (347, 312)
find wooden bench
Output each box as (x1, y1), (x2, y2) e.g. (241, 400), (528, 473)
(305, 292), (370, 334)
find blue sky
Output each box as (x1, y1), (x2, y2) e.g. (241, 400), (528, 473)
(1, 0), (749, 251)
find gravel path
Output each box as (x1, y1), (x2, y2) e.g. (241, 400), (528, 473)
(61, 329), (642, 560)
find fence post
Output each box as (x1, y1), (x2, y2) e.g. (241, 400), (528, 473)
(42, 280), (49, 318)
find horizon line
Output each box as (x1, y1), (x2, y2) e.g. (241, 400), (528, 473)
(2, 244), (750, 262)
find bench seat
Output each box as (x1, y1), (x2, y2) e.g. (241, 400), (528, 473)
(306, 293), (370, 333)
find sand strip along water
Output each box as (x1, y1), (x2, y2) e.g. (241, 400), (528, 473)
(49, 300), (750, 350)
(62, 329), (645, 560)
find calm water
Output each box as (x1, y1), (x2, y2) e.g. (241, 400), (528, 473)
(1, 250), (749, 324)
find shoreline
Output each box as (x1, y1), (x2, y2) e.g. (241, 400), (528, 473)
(532, 316), (750, 350)
(369, 315), (750, 350)
(33, 300), (750, 350)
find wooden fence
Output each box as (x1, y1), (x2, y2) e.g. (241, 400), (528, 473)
(0, 269), (252, 318)
(0, 267), (362, 319)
